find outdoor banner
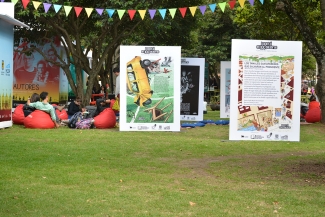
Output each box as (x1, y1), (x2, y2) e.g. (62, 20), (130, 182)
(13, 38), (63, 104)
(180, 57), (205, 121)
(119, 46), (181, 131)
(0, 18), (14, 128)
(220, 61), (231, 118)
(59, 63), (69, 104)
(229, 39), (302, 141)
(0, 3), (21, 128)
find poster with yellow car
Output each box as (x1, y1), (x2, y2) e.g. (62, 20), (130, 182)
(120, 46), (181, 131)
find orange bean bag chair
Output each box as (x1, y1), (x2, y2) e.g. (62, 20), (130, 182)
(56, 109), (68, 120)
(94, 108), (116, 129)
(305, 108), (321, 123)
(12, 104), (25, 125)
(24, 110), (55, 129)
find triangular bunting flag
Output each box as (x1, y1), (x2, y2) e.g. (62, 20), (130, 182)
(53, 4), (62, 13)
(149, 9), (156, 19)
(219, 2), (226, 12)
(64, 6), (72, 17)
(158, 9), (166, 19)
(229, 1), (236, 9)
(189, 6), (197, 17)
(169, 8), (176, 19)
(249, 0), (254, 6)
(74, 7), (83, 17)
(22, 0), (30, 9)
(259, 0), (264, 4)
(117, 10), (125, 20)
(179, 7), (187, 18)
(106, 9), (115, 18)
(43, 3), (51, 13)
(209, 3), (216, 12)
(128, 10), (136, 20)
(1, 0), (4, 2)
(11, 0), (19, 5)
(239, 0), (246, 8)
(96, 8), (104, 16)
(85, 8), (93, 17)
(138, 10), (146, 20)
(96, 8), (104, 15)
(32, 1), (41, 10)
(199, 5), (206, 15)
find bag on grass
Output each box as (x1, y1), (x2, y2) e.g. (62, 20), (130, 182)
(68, 112), (83, 128)
(76, 118), (93, 129)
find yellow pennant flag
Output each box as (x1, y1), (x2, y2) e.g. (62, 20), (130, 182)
(238, 0), (246, 8)
(32, 1), (41, 10)
(169, 8), (176, 19)
(64, 6), (72, 17)
(189, 6), (197, 17)
(218, 2), (226, 12)
(138, 10), (146, 20)
(11, 0), (18, 5)
(85, 8), (93, 17)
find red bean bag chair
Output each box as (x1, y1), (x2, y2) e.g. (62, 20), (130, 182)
(305, 108), (321, 123)
(56, 109), (68, 120)
(94, 108), (116, 129)
(12, 104), (25, 125)
(24, 110), (55, 129)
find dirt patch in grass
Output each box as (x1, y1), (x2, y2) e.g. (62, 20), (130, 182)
(174, 151), (325, 186)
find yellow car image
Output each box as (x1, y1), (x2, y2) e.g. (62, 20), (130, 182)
(127, 56), (153, 107)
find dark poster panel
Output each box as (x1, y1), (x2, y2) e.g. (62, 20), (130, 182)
(180, 65), (200, 116)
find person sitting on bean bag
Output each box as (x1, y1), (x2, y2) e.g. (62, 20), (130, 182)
(67, 97), (84, 119)
(94, 98), (111, 117)
(23, 93), (40, 117)
(27, 91), (60, 128)
(309, 95), (320, 110)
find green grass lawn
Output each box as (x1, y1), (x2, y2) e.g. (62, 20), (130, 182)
(1, 110), (325, 216)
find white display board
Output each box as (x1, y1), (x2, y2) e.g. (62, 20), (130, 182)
(229, 39), (302, 141)
(220, 61), (231, 118)
(120, 46), (181, 131)
(180, 58), (205, 121)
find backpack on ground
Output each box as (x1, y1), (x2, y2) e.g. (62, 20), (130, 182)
(68, 112), (83, 128)
(76, 118), (93, 129)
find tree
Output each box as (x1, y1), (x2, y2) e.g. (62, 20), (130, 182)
(275, 0), (325, 123)
(183, 8), (249, 87)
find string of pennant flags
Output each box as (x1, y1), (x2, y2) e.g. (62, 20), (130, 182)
(1, 0), (274, 20)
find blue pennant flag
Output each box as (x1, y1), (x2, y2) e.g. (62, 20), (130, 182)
(209, 3), (216, 12)
(159, 9), (166, 19)
(106, 9), (115, 18)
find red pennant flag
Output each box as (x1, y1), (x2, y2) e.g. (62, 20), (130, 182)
(128, 10), (136, 20)
(74, 7), (83, 17)
(229, 0), (236, 9)
(22, 0), (30, 9)
(179, 7), (187, 18)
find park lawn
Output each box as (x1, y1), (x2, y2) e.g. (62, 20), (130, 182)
(1, 110), (325, 217)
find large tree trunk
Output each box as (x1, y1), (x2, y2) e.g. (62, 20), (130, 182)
(276, 0), (325, 123)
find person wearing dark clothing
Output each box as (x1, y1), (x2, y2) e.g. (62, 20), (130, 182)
(23, 93), (40, 117)
(68, 97), (82, 119)
(94, 98), (111, 117)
